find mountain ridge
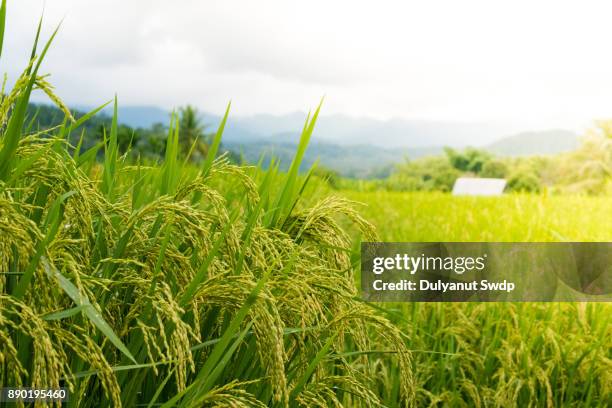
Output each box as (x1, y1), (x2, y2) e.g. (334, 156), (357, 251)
(91, 105), (534, 148)
(485, 129), (579, 156)
(70, 104), (581, 177)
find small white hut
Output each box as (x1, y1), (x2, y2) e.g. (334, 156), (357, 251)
(452, 177), (507, 196)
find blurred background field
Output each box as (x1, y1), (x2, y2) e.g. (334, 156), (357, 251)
(334, 190), (612, 406)
(340, 191), (612, 242)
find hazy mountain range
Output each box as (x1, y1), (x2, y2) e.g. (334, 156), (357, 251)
(91, 105), (581, 177)
(485, 130), (579, 156)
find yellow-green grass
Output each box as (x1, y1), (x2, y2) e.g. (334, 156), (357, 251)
(342, 191), (612, 242)
(340, 190), (612, 406)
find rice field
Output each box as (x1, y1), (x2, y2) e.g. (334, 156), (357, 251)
(342, 190), (612, 242)
(1, 3), (611, 407)
(340, 190), (612, 406)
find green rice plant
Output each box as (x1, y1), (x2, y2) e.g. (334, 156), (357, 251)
(0, 4), (414, 407)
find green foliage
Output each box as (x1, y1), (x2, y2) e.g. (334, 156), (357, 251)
(0, 9), (412, 407)
(387, 156), (460, 192)
(383, 148), (512, 194)
(507, 170), (542, 192)
(444, 147), (493, 173)
(178, 105), (212, 161)
(480, 159), (508, 178)
(25, 103), (237, 164)
(548, 121), (612, 195)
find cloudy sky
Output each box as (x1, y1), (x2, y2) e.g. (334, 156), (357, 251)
(7, 0), (612, 130)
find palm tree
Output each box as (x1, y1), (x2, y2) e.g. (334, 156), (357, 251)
(178, 105), (210, 160)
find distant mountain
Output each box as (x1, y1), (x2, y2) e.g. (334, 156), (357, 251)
(485, 130), (579, 156)
(222, 113), (524, 148)
(77, 105), (581, 155)
(64, 104), (582, 177)
(93, 105), (527, 148)
(106, 106), (170, 128)
(74, 105), (171, 128)
(226, 137), (442, 178)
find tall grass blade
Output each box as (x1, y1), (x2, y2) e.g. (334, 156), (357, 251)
(160, 113), (179, 195)
(101, 96), (119, 200)
(13, 190), (75, 298)
(267, 100), (322, 227)
(201, 101), (230, 177)
(42, 259), (137, 364)
(0, 0), (6, 60)
(0, 24), (60, 180)
(42, 305), (88, 321)
(290, 334), (337, 400)
(67, 100), (111, 135)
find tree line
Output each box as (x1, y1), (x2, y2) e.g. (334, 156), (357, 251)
(26, 103), (239, 163)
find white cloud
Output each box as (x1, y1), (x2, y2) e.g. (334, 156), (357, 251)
(6, 0), (612, 130)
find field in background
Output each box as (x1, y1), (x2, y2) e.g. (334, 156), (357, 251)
(342, 191), (612, 242)
(338, 190), (612, 406)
